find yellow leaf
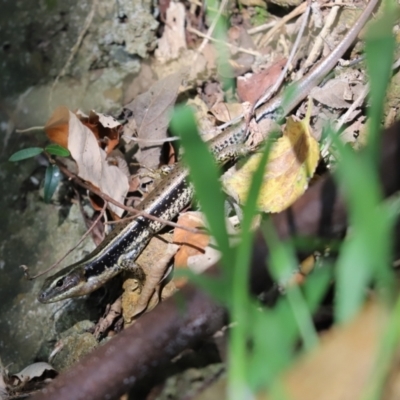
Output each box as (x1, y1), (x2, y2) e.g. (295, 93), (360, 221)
(224, 112), (320, 213)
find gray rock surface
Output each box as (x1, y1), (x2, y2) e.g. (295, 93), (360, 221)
(0, 0), (158, 372)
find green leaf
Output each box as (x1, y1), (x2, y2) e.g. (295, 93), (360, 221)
(302, 263), (332, 311)
(228, 139), (277, 394)
(173, 269), (229, 304)
(44, 165), (61, 203)
(170, 106), (232, 266)
(330, 128), (394, 323)
(9, 147), (43, 162)
(204, 0), (233, 92)
(261, 219), (318, 350)
(248, 299), (298, 388)
(45, 144), (70, 157)
(365, 1), (397, 164)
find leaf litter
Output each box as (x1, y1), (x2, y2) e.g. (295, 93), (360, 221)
(24, 0), (384, 394)
(122, 69), (186, 173)
(44, 106), (129, 216)
(39, 0), (373, 318)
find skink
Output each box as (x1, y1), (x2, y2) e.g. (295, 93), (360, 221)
(38, 0), (378, 303)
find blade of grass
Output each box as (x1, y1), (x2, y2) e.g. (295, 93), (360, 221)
(330, 1), (397, 322)
(227, 135), (277, 399)
(9, 147), (43, 161)
(330, 131), (394, 322)
(170, 106), (232, 266)
(248, 298), (299, 391)
(365, 0), (397, 164)
(262, 219), (319, 351)
(204, 0), (233, 92)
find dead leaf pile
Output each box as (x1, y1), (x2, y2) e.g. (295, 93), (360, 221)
(44, 106), (129, 216)
(0, 362), (57, 398)
(31, 0), (383, 390)
(122, 70), (185, 172)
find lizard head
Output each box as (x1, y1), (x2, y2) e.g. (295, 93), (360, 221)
(37, 260), (122, 303)
(38, 266), (89, 303)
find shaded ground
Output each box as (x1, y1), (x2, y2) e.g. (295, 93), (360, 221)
(0, 0), (157, 371)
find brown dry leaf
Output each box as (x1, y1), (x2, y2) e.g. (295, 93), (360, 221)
(45, 107), (129, 216)
(86, 111), (121, 154)
(196, 302), (387, 400)
(287, 254), (316, 287)
(383, 348), (400, 399)
(237, 59), (286, 104)
(93, 298), (122, 339)
(210, 102), (245, 123)
(121, 233), (178, 320)
(311, 79), (366, 109)
(201, 81), (224, 109)
(224, 110), (319, 213)
(186, 244), (222, 275)
(228, 26), (256, 75)
(44, 106), (70, 149)
(12, 362), (56, 384)
(262, 302), (387, 400)
(45, 107), (123, 155)
(173, 212), (210, 287)
(123, 70), (186, 171)
(128, 175), (141, 192)
(187, 97), (216, 133)
(69, 112), (129, 216)
(174, 212), (227, 276)
(155, 1), (187, 62)
(174, 212), (210, 266)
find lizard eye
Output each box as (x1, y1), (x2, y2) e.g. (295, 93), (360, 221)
(56, 278), (64, 287)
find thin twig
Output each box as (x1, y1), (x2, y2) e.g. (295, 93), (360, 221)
(336, 86), (369, 131)
(54, 158), (201, 235)
(247, 20), (276, 35)
(22, 202), (107, 280)
(321, 56), (400, 158)
(198, 1), (312, 133)
(15, 126), (45, 133)
(298, 0), (341, 78)
(253, 1), (355, 47)
(254, 1), (312, 109)
(258, 2), (308, 48)
(188, 26), (261, 57)
(196, 0), (229, 56)
(320, 84), (368, 158)
(122, 135), (180, 144)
